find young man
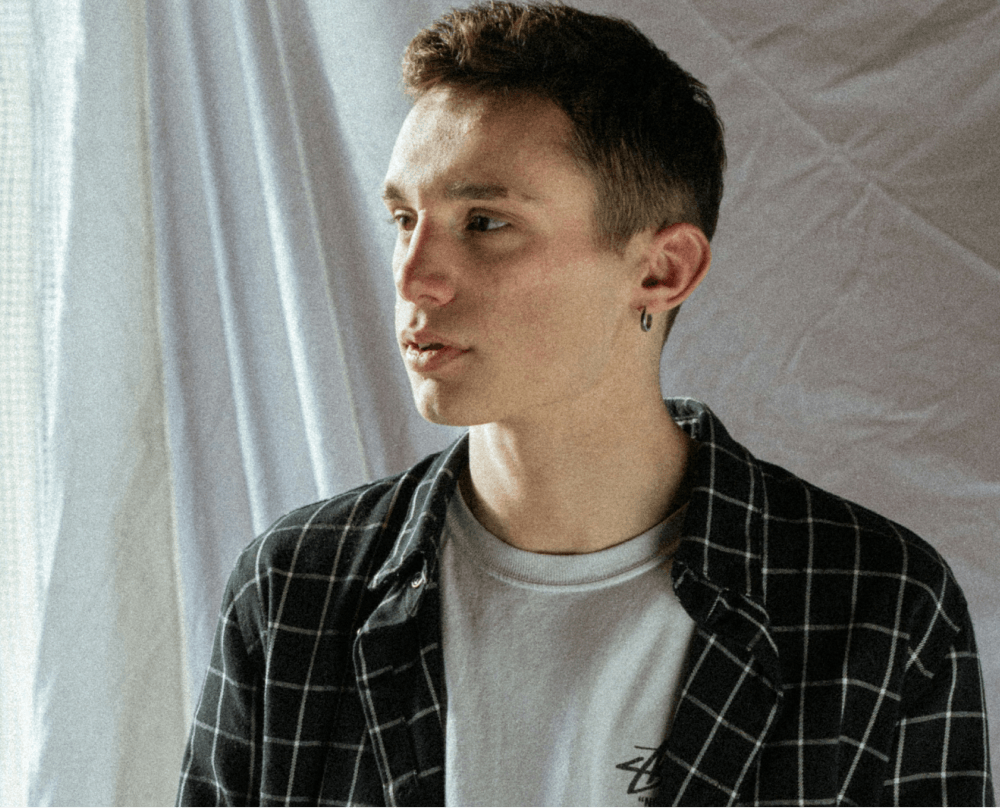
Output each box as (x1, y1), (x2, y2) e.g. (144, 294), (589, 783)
(178, 3), (992, 805)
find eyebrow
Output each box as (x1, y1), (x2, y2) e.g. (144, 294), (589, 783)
(381, 181), (524, 203)
(444, 181), (510, 201)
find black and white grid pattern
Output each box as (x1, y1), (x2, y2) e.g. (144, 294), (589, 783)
(177, 398), (993, 806)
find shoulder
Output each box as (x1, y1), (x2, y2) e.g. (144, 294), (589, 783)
(671, 397), (962, 623)
(670, 398), (970, 670)
(221, 449), (448, 639)
(758, 455), (954, 594)
(246, 470), (416, 581)
(756, 456), (970, 669)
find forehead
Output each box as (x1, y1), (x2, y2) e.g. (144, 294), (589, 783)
(383, 86), (588, 203)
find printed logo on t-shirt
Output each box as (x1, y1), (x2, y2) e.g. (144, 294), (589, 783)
(616, 740), (667, 803)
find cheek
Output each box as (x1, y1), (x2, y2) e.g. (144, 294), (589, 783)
(499, 286), (562, 346)
(475, 249), (622, 359)
(505, 293), (595, 383)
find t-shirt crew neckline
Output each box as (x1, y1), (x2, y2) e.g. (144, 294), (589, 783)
(449, 485), (687, 593)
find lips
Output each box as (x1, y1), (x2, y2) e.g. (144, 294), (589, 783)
(404, 343), (469, 374)
(401, 330), (470, 374)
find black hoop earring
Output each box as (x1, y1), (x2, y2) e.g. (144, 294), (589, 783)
(640, 307), (653, 332)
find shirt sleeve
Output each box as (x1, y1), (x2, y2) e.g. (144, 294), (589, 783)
(176, 567), (266, 807)
(882, 594), (995, 806)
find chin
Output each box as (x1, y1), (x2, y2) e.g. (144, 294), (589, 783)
(411, 383), (493, 428)
(414, 398), (484, 428)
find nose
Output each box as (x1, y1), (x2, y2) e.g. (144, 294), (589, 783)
(393, 218), (456, 307)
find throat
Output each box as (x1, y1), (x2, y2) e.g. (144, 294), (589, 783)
(462, 412), (694, 554)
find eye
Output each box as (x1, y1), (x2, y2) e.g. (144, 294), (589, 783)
(466, 215), (508, 233)
(388, 211), (415, 231)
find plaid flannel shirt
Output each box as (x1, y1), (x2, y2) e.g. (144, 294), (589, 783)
(178, 398), (993, 806)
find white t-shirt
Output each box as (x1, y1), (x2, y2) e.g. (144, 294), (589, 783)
(440, 489), (695, 807)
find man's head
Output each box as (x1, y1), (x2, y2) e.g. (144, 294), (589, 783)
(401, 1), (726, 252)
(385, 3), (719, 427)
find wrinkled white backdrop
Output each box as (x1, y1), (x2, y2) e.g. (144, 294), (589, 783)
(5, 0), (998, 804)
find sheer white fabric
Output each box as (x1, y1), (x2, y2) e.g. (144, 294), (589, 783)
(6, 0), (998, 803)
(1, 3), (37, 805)
(14, 0), (189, 804)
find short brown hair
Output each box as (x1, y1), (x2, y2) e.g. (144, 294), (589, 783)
(402, 1), (726, 251)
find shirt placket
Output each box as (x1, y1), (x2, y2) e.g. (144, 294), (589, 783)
(353, 561), (446, 806)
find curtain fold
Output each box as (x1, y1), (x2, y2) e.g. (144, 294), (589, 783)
(24, 0), (188, 804)
(0, 3), (37, 805)
(228, 0), (370, 491)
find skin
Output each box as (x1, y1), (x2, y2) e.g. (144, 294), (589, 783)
(383, 86), (711, 554)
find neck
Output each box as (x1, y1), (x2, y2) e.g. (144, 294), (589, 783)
(461, 390), (694, 554)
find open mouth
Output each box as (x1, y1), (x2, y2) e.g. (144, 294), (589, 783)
(404, 340), (468, 373)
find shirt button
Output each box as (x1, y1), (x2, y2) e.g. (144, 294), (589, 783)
(410, 570), (426, 588)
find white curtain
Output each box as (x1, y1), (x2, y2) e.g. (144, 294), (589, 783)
(4, 0), (189, 804)
(3, 0), (997, 804)
(1, 1), (36, 803)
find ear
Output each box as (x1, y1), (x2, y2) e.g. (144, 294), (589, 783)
(631, 222), (711, 316)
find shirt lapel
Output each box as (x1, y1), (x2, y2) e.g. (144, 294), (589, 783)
(353, 436), (467, 806)
(657, 399), (785, 804)
(653, 587), (784, 805)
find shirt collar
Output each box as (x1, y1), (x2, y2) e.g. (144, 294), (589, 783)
(668, 397), (768, 604)
(368, 398), (770, 614)
(668, 397), (780, 679)
(369, 433), (469, 590)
